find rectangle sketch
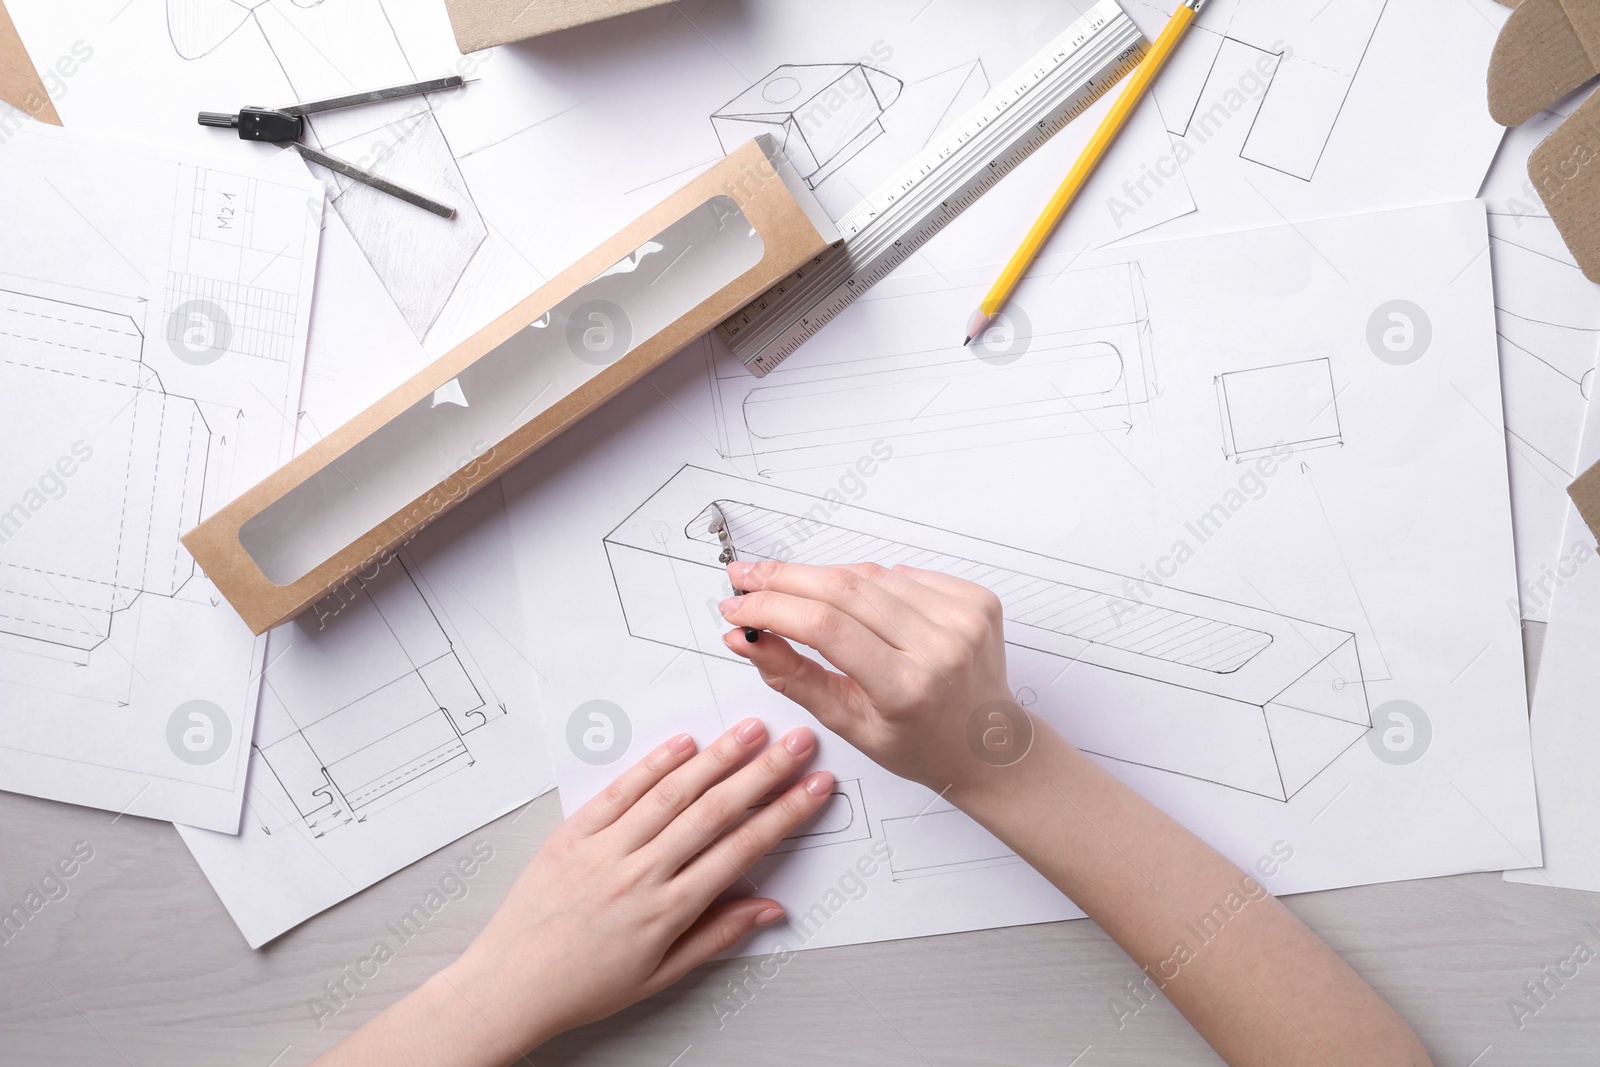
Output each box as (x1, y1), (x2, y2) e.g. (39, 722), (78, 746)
(1137, 0), (1388, 181)
(605, 467), (1372, 803)
(882, 807), (1025, 882)
(707, 262), (1157, 473)
(764, 777), (871, 855)
(1215, 357), (1343, 463)
(251, 557), (505, 837)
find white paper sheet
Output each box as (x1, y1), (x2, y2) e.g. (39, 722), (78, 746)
(175, 213), (553, 948)
(1117, 0), (1511, 240)
(1504, 387), (1600, 892)
(504, 200), (1541, 955)
(7, 0), (1194, 354)
(1478, 93), (1600, 623)
(0, 120), (319, 832)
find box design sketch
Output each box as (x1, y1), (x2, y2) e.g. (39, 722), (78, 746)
(707, 262), (1158, 473)
(712, 64), (905, 189)
(604, 466), (1372, 802)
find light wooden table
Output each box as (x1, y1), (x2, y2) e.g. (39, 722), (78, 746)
(3, 628), (1599, 1066)
(3, 9), (1597, 1064)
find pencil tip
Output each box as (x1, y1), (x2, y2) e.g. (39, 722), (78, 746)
(962, 336), (973, 347)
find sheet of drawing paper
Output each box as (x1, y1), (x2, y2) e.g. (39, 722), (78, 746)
(0, 120), (318, 832)
(7, 0), (1193, 354)
(1116, 0), (1511, 241)
(1505, 388), (1600, 891)
(1478, 94), (1600, 623)
(502, 200), (1540, 954)
(176, 212), (553, 948)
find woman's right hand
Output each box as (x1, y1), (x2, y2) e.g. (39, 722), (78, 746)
(717, 560), (1024, 794)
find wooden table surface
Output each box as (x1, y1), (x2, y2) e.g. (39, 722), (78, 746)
(3, 627), (1599, 1066)
(3, 7), (1598, 1064)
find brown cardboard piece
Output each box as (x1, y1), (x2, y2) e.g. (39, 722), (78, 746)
(1574, 460), (1600, 542)
(443, 0), (673, 52)
(0, 1), (60, 124)
(1488, 0), (1600, 126)
(183, 136), (837, 633)
(1488, 0), (1600, 280)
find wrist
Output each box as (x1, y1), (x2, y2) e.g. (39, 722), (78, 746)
(434, 948), (563, 1061)
(948, 715), (1073, 828)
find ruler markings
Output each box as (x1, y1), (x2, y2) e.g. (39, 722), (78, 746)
(719, 0), (1149, 377)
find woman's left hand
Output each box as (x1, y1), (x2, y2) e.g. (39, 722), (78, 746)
(433, 718), (832, 1058)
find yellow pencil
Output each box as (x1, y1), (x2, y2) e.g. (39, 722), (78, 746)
(965, 0), (1207, 346)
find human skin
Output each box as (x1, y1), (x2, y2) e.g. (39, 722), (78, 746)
(313, 560), (1431, 1067)
(716, 559), (1433, 1067)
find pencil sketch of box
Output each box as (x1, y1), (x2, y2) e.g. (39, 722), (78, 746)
(0, 291), (211, 653)
(707, 261), (1157, 473)
(711, 64), (904, 189)
(604, 466), (1372, 803)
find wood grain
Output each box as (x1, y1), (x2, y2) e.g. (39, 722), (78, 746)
(0, 6), (1587, 1059)
(0, 631), (1593, 1066)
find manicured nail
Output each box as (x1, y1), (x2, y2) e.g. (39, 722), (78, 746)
(754, 907), (784, 926)
(784, 727), (814, 755)
(735, 717), (765, 744)
(667, 733), (694, 754)
(804, 771), (834, 797)
(727, 561), (753, 581)
(718, 597), (740, 616)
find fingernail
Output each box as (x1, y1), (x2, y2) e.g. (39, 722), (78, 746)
(727, 561), (752, 581)
(667, 733), (694, 754)
(718, 597), (740, 616)
(735, 717), (764, 744)
(784, 727), (814, 755)
(804, 771), (834, 797)
(754, 907), (784, 926)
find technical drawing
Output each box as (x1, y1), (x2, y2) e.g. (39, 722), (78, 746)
(604, 467), (1372, 802)
(1135, 0), (1388, 181)
(1215, 357), (1343, 463)
(1489, 220), (1600, 477)
(166, 0), (488, 338)
(0, 289), (212, 653)
(707, 262), (1158, 472)
(762, 778), (872, 854)
(251, 557), (505, 836)
(712, 64), (904, 189)
(882, 808), (1023, 882)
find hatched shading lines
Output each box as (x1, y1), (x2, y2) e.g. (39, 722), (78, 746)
(713, 501), (1270, 673)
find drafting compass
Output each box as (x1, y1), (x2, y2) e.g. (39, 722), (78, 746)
(707, 503), (760, 643)
(198, 75), (465, 218)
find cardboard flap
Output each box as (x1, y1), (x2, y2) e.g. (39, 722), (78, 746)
(1528, 87), (1600, 281)
(1489, 0), (1600, 125)
(0, 2), (60, 123)
(1574, 460), (1600, 542)
(443, 0), (673, 51)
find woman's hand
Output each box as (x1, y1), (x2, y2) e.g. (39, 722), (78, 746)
(717, 560), (1017, 795)
(321, 719), (834, 1066)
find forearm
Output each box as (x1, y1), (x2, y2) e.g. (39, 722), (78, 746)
(310, 957), (552, 1067)
(954, 727), (1431, 1067)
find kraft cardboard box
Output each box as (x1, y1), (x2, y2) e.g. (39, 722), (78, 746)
(183, 134), (838, 633)
(0, 0), (59, 123)
(443, 0), (673, 52)
(1488, 0), (1600, 280)
(1574, 461), (1600, 542)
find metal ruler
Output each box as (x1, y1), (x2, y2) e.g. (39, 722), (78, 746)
(718, 0), (1147, 377)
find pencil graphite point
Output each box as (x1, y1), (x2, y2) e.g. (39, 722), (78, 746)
(965, 309), (995, 348)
